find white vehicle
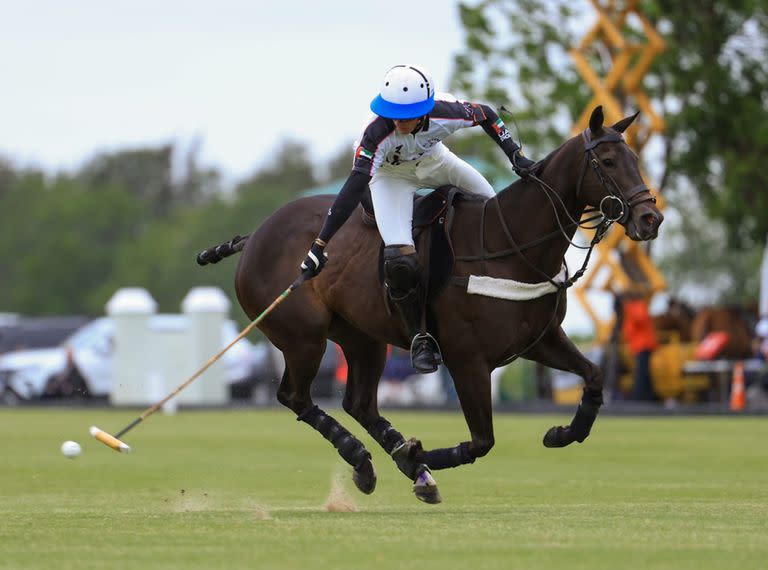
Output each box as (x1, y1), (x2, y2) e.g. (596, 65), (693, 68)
(0, 317), (258, 404)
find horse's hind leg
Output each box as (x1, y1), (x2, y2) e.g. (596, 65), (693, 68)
(336, 327), (440, 504)
(524, 325), (603, 448)
(277, 340), (377, 494)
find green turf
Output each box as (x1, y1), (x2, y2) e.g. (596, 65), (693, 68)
(1, 408), (766, 570)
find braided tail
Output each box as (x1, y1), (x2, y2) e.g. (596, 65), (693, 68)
(196, 234), (249, 266)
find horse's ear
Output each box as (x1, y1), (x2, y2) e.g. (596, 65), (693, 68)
(589, 106), (604, 134)
(611, 111), (640, 133)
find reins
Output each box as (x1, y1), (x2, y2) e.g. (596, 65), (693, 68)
(456, 127), (654, 365)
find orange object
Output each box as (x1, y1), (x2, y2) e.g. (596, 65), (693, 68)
(621, 298), (658, 355)
(729, 361), (746, 411)
(334, 344), (348, 385)
(694, 331), (730, 360)
(89, 426), (131, 453)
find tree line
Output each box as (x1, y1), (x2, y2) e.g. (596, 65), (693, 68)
(0, 141), (351, 319)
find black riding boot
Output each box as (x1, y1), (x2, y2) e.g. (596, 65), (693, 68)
(388, 286), (442, 373)
(410, 332), (442, 373)
(383, 245), (443, 374)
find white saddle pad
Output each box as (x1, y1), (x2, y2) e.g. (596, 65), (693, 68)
(466, 265), (567, 301)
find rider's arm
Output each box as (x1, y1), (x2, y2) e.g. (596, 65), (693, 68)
(473, 104), (533, 171)
(300, 118), (393, 277)
(317, 170), (371, 243)
(316, 118), (392, 243)
(433, 98), (534, 174)
(300, 170), (371, 277)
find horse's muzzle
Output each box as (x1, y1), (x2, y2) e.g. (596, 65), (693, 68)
(638, 210), (663, 240)
(625, 205), (663, 241)
(640, 212), (664, 239)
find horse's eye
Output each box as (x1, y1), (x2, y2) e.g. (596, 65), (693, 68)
(602, 158), (615, 167)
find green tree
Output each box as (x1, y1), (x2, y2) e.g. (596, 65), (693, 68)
(648, 0), (768, 248)
(95, 138), (321, 320)
(78, 146), (176, 218)
(452, 0), (588, 156)
(236, 140), (317, 201)
(0, 172), (147, 315)
(451, 0), (768, 301)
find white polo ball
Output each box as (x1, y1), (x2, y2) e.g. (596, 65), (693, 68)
(61, 440), (82, 459)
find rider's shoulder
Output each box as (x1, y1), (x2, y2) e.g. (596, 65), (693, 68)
(431, 93), (474, 120)
(359, 114), (395, 141)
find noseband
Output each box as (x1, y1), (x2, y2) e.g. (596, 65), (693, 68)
(578, 129), (657, 224)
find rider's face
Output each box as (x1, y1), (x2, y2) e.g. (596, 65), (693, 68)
(393, 117), (421, 134)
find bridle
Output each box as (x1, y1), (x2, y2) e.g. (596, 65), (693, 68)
(455, 127), (658, 366)
(459, 127), (658, 288)
(578, 128), (657, 225)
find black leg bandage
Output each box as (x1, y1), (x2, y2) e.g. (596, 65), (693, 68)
(422, 442), (475, 470)
(367, 418), (431, 481)
(365, 417), (406, 454)
(298, 406), (370, 469)
(569, 388), (603, 443)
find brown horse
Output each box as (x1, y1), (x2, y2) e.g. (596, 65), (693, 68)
(201, 106), (663, 503)
(653, 297), (696, 343)
(690, 304), (756, 359)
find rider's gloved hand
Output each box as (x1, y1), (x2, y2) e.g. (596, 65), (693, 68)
(300, 239), (328, 279)
(511, 149), (536, 178)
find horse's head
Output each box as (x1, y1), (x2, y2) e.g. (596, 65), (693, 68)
(577, 106), (663, 241)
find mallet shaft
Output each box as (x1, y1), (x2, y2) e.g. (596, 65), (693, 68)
(92, 278), (304, 450)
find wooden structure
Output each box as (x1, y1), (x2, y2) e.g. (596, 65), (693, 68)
(571, 0), (667, 342)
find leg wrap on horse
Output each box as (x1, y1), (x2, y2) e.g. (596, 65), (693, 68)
(366, 417), (431, 481)
(196, 235), (246, 266)
(298, 406), (370, 469)
(422, 442), (475, 470)
(365, 417), (406, 455)
(569, 388), (603, 443)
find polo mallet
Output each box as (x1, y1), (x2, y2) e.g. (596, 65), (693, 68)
(90, 275), (308, 453)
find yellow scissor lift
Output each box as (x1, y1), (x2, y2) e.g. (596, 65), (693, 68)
(554, 0), (707, 403)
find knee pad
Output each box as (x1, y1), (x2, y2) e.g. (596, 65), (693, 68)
(383, 245), (420, 297)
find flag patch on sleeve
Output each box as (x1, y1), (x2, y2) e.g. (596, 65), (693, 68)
(493, 118), (511, 141)
(355, 146), (374, 160)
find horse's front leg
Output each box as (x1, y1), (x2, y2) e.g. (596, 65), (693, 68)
(524, 325), (604, 448)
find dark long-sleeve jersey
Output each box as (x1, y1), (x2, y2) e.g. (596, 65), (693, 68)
(317, 96), (521, 243)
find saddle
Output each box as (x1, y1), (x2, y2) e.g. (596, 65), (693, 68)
(360, 186), (483, 303)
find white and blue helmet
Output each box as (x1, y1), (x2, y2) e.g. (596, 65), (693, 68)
(370, 65), (435, 120)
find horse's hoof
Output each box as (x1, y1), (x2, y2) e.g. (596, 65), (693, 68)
(413, 468), (442, 504)
(543, 425), (574, 448)
(352, 458), (377, 495)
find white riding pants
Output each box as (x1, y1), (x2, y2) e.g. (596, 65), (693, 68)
(369, 146), (495, 246)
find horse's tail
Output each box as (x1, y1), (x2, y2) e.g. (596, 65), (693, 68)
(196, 234), (249, 266)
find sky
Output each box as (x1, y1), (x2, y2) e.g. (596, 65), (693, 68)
(1, 1), (464, 179)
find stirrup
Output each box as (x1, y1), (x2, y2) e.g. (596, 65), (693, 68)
(410, 333), (443, 373)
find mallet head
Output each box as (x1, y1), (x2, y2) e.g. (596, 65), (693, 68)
(89, 426), (131, 453)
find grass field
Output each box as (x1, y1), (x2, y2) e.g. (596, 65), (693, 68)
(1, 408), (766, 570)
